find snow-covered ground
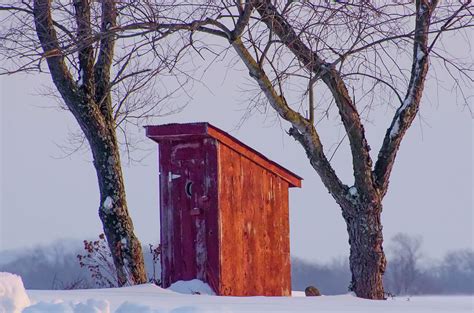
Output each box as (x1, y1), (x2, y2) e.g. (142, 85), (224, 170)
(1, 272), (473, 313)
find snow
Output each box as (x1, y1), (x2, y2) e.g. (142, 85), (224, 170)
(168, 280), (215, 295)
(0, 272), (30, 313)
(77, 69), (84, 86)
(390, 44), (426, 140)
(416, 49), (425, 61)
(1, 273), (473, 313)
(291, 291), (306, 297)
(103, 196), (113, 211)
(348, 186), (358, 197)
(389, 119), (400, 139)
(22, 301), (74, 313)
(114, 302), (156, 313)
(24, 286), (474, 313)
(23, 299), (110, 313)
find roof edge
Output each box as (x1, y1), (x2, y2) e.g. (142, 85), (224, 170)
(145, 123), (302, 188)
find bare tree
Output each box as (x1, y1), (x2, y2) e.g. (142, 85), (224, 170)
(3, 0), (471, 297)
(385, 233), (422, 295)
(437, 249), (474, 294)
(0, 0), (188, 286)
(119, 0), (473, 298)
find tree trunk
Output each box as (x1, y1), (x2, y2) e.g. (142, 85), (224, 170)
(232, 31), (388, 299)
(90, 122), (147, 286)
(32, 0), (147, 287)
(343, 198), (386, 299)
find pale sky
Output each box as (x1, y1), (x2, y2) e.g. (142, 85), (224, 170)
(0, 53), (472, 263)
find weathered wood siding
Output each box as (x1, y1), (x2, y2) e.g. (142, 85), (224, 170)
(217, 143), (291, 296)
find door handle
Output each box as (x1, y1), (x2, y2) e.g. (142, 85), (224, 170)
(168, 172), (181, 183)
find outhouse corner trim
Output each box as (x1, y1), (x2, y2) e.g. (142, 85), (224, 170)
(145, 122), (302, 188)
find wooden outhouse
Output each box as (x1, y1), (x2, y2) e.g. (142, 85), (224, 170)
(145, 122), (301, 296)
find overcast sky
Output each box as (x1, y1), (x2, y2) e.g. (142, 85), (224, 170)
(0, 50), (472, 263)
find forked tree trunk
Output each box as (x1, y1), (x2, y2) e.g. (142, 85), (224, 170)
(232, 34), (389, 299)
(343, 198), (386, 299)
(32, 0), (147, 286)
(91, 122), (147, 286)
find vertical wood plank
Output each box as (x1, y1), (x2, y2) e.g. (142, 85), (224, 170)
(279, 179), (291, 295)
(203, 138), (220, 293)
(218, 144), (244, 295)
(240, 156), (256, 295)
(159, 142), (176, 288)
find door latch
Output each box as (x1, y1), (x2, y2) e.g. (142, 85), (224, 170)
(168, 172), (181, 183)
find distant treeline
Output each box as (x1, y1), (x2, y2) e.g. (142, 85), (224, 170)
(1, 234), (473, 295)
(0, 239), (160, 290)
(293, 233), (474, 295)
(292, 249), (474, 295)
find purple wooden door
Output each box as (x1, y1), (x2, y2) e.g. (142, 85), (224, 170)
(161, 140), (209, 285)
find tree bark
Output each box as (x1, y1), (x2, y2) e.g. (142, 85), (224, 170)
(228, 5), (388, 298)
(91, 121), (147, 286)
(230, 34), (388, 299)
(238, 0), (438, 299)
(33, 0), (147, 286)
(343, 198), (386, 299)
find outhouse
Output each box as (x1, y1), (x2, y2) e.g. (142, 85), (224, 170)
(145, 122), (302, 296)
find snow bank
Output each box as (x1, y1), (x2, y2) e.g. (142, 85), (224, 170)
(20, 282), (473, 313)
(74, 299), (109, 313)
(168, 280), (215, 295)
(23, 299), (110, 313)
(291, 291), (306, 297)
(0, 272), (30, 313)
(22, 301), (73, 313)
(115, 301), (162, 313)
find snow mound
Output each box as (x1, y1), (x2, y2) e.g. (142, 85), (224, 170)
(291, 291), (306, 297)
(0, 272), (30, 313)
(74, 299), (110, 313)
(22, 301), (73, 313)
(168, 280), (215, 295)
(115, 301), (163, 313)
(23, 299), (110, 313)
(23, 283), (474, 313)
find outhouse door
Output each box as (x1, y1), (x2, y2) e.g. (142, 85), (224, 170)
(167, 142), (208, 282)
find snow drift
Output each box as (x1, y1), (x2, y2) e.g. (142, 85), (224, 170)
(0, 272), (30, 313)
(1, 272), (473, 313)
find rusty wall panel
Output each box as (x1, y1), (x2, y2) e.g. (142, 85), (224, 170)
(217, 143), (291, 296)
